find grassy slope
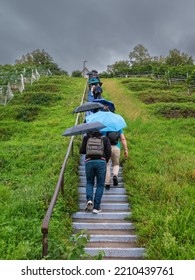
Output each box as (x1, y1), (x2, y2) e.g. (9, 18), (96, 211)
(102, 77), (195, 260)
(0, 76), (86, 259)
(1, 75), (194, 260)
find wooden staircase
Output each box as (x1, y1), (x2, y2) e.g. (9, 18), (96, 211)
(72, 155), (145, 259)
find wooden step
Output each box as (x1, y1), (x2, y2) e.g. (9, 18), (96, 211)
(85, 247), (145, 258)
(78, 182), (125, 188)
(73, 229), (136, 235)
(84, 234), (138, 243)
(79, 202), (129, 210)
(79, 176), (123, 183)
(72, 222), (135, 230)
(79, 194), (128, 202)
(72, 211), (131, 220)
(78, 186), (126, 194)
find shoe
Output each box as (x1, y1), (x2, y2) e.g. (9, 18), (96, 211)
(113, 175), (118, 186)
(85, 200), (93, 211)
(105, 184), (110, 190)
(92, 209), (102, 214)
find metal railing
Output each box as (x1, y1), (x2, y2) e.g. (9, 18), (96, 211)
(41, 80), (88, 257)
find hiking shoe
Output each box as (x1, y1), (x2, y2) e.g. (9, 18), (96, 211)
(85, 200), (93, 211)
(105, 184), (110, 190)
(92, 209), (102, 214)
(113, 175), (118, 186)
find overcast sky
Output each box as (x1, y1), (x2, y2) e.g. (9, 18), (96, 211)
(0, 0), (195, 74)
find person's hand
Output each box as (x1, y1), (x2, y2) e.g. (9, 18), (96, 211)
(124, 149), (128, 157)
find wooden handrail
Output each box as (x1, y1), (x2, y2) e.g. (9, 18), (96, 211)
(41, 79), (88, 257)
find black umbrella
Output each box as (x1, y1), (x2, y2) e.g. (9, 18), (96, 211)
(62, 121), (106, 136)
(72, 102), (104, 114)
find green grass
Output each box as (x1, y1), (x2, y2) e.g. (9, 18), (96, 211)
(0, 76), (86, 259)
(1, 75), (194, 260)
(103, 77), (195, 260)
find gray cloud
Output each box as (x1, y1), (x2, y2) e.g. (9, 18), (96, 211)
(1, 0), (195, 73)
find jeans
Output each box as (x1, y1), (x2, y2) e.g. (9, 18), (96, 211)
(87, 90), (94, 102)
(85, 159), (106, 210)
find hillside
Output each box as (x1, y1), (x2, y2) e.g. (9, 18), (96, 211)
(0, 76), (86, 259)
(0, 75), (194, 260)
(102, 77), (195, 260)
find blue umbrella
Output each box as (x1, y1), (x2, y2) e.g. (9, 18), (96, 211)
(93, 98), (115, 112)
(85, 111), (127, 132)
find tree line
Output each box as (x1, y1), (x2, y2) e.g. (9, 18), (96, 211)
(1, 46), (195, 79)
(0, 49), (84, 77)
(100, 44), (195, 78)
(0, 49), (68, 76)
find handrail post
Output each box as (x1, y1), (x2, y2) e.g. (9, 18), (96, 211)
(71, 139), (74, 156)
(42, 230), (48, 258)
(61, 175), (64, 196)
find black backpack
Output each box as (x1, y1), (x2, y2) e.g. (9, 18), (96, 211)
(86, 135), (104, 157)
(107, 131), (120, 145)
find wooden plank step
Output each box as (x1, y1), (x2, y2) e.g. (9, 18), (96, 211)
(72, 211), (131, 220)
(86, 234), (138, 243)
(78, 171), (122, 176)
(79, 176), (123, 182)
(78, 182), (125, 188)
(73, 229), (136, 235)
(85, 247), (145, 258)
(79, 202), (129, 210)
(79, 165), (122, 171)
(78, 187), (126, 194)
(72, 222), (135, 230)
(79, 194), (128, 202)
(86, 242), (138, 248)
(73, 218), (132, 223)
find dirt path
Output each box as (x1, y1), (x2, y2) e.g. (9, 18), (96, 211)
(102, 78), (148, 122)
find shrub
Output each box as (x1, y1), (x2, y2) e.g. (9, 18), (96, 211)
(15, 106), (40, 122)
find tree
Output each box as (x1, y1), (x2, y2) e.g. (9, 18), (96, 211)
(129, 44), (151, 65)
(165, 49), (193, 66)
(15, 49), (54, 65)
(15, 49), (68, 75)
(107, 60), (130, 76)
(71, 70), (82, 77)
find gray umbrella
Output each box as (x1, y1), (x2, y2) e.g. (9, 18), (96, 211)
(72, 102), (104, 113)
(62, 121), (106, 136)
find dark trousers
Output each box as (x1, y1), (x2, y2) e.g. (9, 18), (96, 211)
(85, 159), (106, 210)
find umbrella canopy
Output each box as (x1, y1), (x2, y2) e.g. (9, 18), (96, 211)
(91, 70), (98, 73)
(62, 121), (106, 136)
(93, 99), (115, 112)
(87, 71), (99, 77)
(87, 71), (93, 76)
(72, 102), (104, 113)
(85, 111), (127, 132)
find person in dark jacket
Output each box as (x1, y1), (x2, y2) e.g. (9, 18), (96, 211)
(80, 130), (111, 214)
